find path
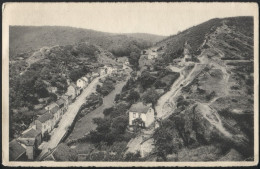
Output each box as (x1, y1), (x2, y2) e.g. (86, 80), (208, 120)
(37, 75), (105, 160)
(155, 63), (206, 119)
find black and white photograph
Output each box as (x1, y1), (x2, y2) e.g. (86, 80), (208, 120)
(2, 2), (259, 167)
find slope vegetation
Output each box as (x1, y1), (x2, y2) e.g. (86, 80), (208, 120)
(150, 16), (254, 161)
(9, 26), (165, 57)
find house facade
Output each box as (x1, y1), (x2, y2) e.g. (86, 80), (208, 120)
(56, 98), (66, 115)
(18, 128), (42, 160)
(35, 112), (54, 136)
(99, 67), (107, 76)
(49, 105), (61, 125)
(128, 102), (155, 128)
(76, 77), (88, 89)
(47, 86), (57, 94)
(61, 95), (69, 110)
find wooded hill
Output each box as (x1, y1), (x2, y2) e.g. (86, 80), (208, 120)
(9, 26), (165, 58)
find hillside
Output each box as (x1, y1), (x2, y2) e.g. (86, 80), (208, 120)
(9, 26), (165, 58)
(156, 16), (253, 61)
(145, 16), (254, 161)
(83, 16), (254, 162)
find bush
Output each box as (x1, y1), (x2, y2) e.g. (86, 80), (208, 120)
(43, 131), (51, 141)
(124, 151), (142, 161)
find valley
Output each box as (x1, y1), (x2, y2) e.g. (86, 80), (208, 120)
(9, 16), (254, 162)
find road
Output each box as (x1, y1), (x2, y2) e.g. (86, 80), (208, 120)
(67, 75), (130, 140)
(37, 75), (105, 160)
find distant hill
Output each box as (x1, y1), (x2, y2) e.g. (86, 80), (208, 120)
(9, 26), (165, 57)
(125, 33), (166, 44)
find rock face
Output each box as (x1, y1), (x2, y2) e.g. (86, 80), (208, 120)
(175, 103), (222, 146)
(218, 149), (243, 161)
(172, 102), (251, 159)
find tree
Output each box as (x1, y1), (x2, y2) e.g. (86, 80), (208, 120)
(129, 51), (141, 69)
(103, 107), (114, 116)
(140, 72), (154, 89)
(124, 151), (141, 161)
(34, 78), (49, 98)
(53, 143), (77, 161)
(127, 90), (140, 103)
(142, 88), (160, 109)
(111, 116), (128, 134)
(48, 93), (57, 103)
(153, 127), (174, 161)
(43, 131), (51, 141)
(93, 117), (111, 134)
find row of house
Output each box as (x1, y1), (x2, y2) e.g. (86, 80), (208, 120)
(9, 65), (124, 161)
(9, 96), (70, 161)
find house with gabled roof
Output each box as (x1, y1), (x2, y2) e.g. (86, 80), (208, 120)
(61, 95), (69, 111)
(9, 139), (27, 161)
(18, 128), (42, 160)
(128, 102), (154, 128)
(66, 83), (77, 100)
(49, 105), (61, 125)
(38, 109), (48, 116)
(35, 112), (54, 136)
(56, 98), (66, 115)
(19, 128), (42, 147)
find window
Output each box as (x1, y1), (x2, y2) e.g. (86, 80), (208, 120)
(133, 113), (136, 118)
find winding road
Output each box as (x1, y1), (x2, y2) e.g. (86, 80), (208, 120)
(37, 75), (105, 160)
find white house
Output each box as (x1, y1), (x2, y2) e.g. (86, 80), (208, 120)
(46, 86), (57, 94)
(148, 53), (158, 60)
(128, 102), (155, 128)
(66, 83), (77, 100)
(98, 67), (107, 76)
(92, 69), (100, 77)
(104, 65), (113, 74)
(76, 77), (88, 89)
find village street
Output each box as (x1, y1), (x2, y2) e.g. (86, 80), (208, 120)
(37, 75), (106, 160)
(68, 67), (132, 141)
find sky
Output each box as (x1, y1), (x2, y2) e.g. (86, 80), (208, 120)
(3, 2), (258, 36)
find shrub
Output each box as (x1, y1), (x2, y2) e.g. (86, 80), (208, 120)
(43, 131), (51, 141)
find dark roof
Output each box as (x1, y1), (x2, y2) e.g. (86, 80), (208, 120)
(38, 109), (48, 115)
(56, 99), (65, 107)
(50, 105), (59, 114)
(9, 140), (26, 161)
(21, 128), (41, 138)
(129, 102), (151, 114)
(37, 112), (54, 123)
(92, 69), (99, 73)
